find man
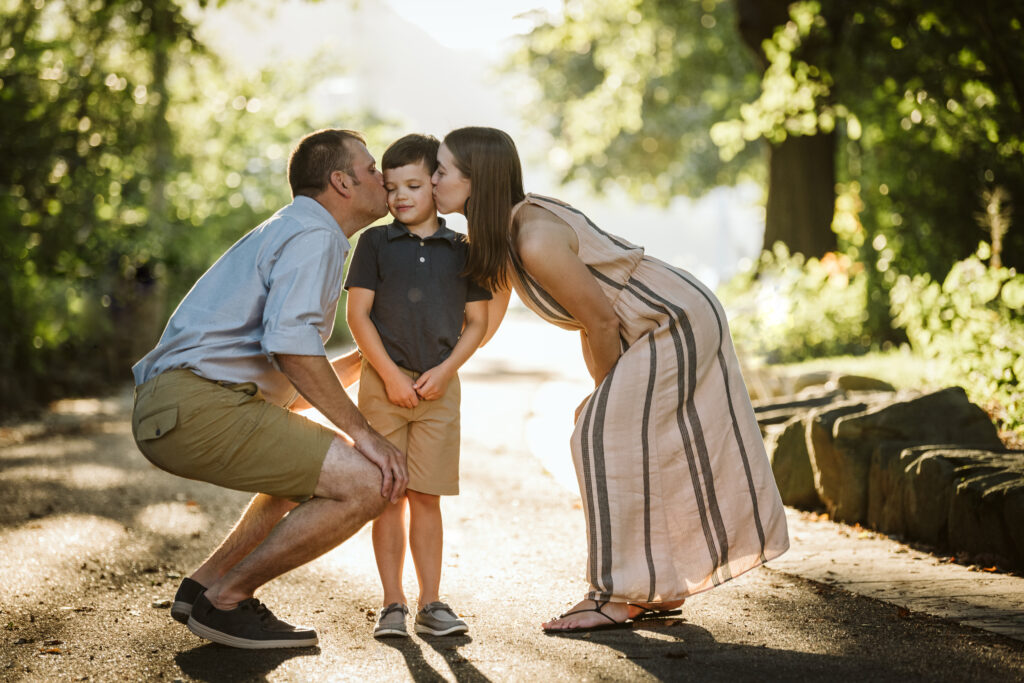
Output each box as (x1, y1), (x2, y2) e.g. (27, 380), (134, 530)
(131, 129), (408, 649)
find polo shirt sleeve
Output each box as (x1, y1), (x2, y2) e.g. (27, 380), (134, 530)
(466, 278), (492, 302)
(343, 229), (380, 291)
(261, 227), (346, 359)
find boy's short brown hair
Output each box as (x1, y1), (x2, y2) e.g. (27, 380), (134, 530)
(382, 133), (440, 174)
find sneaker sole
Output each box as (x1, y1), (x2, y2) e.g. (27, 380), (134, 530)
(170, 601), (192, 625)
(187, 616), (318, 649)
(373, 628), (410, 639)
(414, 623), (469, 636)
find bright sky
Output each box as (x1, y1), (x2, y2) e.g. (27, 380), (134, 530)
(383, 0), (563, 54)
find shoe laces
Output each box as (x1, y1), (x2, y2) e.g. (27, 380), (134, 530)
(245, 598), (274, 623)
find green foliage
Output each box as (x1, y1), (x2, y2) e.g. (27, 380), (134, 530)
(716, 0), (1024, 276)
(0, 0), (380, 413)
(511, 0), (764, 201)
(720, 243), (872, 362)
(890, 244), (1024, 435)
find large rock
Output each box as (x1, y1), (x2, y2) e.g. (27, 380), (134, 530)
(792, 370), (834, 394)
(866, 441), (931, 535)
(898, 446), (961, 546)
(806, 398), (885, 521)
(766, 416), (822, 508)
(946, 450), (1024, 567)
(895, 448), (1024, 567)
(753, 389), (845, 432)
(813, 388), (1002, 523)
(835, 374), (896, 393)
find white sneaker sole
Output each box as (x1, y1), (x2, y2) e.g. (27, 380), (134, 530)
(170, 600), (192, 625)
(414, 623), (469, 636)
(373, 627), (410, 638)
(187, 616), (318, 649)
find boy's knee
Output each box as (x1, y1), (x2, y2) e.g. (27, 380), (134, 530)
(406, 490), (440, 509)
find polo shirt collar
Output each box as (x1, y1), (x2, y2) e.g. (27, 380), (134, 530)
(385, 217), (459, 244)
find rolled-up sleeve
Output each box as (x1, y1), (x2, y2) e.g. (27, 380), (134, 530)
(261, 228), (346, 359)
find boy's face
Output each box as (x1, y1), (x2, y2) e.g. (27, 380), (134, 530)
(383, 161), (435, 227)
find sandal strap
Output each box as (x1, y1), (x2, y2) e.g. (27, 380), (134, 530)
(557, 599), (617, 624)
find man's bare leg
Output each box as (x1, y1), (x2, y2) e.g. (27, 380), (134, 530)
(190, 494), (297, 588)
(203, 436), (388, 609)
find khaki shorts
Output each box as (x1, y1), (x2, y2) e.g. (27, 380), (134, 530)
(131, 369), (335, 499)
(357, 360), (461, 496)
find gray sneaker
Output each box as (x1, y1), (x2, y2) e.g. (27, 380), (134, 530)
(171, 577), (205, 625)
(187, 593), (317, 649)
(415, 601), (468, 636)
(373, 602), (409, 638)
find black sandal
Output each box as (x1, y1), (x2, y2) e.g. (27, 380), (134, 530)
(629, 604), (684, 621)
(543, 600), (632, 634)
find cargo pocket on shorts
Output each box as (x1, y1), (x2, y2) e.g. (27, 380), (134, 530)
(136, 407), (178, 441)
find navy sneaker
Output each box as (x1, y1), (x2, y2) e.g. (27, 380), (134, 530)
(171, 577), (205, 624)
(187, 593), (318, 649)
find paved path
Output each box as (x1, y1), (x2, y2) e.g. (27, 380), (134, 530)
(0, 313), (1022, 681)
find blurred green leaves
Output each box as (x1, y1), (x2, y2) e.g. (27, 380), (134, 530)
(0, 0), (377, 412)
(510, 0), (763, 201)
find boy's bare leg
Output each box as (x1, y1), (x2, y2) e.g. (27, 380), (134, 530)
(190, 494), (297, 588)
(407, 490), (443, 605)
(372, 498), (410, 606)
(203, 437), (389, 609)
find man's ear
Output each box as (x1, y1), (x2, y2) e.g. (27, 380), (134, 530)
(329, 170), (351, 198)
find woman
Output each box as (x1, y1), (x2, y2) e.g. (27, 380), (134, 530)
(432, 127), (789, 632)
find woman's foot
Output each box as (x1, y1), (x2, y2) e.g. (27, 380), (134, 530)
(542, 598), (686, 631)
(541, 599), (639, 631)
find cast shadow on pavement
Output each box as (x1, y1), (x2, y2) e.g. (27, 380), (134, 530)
(174, 643), (321, 682)
(379, 633), (491, 682)
(551, 619), (895, 681)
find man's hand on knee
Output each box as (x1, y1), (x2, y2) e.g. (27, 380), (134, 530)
(352, 431), (408, 503)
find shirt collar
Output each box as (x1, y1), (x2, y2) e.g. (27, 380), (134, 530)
(384, 217), (459, 244)
(290, 196), (351, 245)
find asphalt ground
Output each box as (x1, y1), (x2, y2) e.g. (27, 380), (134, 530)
(1, 314), (1023, 682)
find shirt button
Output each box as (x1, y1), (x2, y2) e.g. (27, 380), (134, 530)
(419, 257), (425, 263)
(420, 241), (425, 246)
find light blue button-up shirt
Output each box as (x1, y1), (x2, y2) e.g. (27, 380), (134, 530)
(132, 196), (351, 407)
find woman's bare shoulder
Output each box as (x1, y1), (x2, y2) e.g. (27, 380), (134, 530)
(514, 202), (575, 254)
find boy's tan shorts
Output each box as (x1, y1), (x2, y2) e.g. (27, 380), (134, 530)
(131, 369), (336, 499)
(357, 360), (461, 496)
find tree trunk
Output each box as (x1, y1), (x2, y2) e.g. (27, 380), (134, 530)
(737, 0), (837, 258)
(764, 133), (837, 256)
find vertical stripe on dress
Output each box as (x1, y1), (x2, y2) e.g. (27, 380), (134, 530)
(641, 331), (659, 601)
(663, 266), (769, 559)
(625, 285), (724, 578)
(590, 364), (619, 598)
(577, 390), (602, 596)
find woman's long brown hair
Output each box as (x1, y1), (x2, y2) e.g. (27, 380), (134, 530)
(442, 127), (525, 292)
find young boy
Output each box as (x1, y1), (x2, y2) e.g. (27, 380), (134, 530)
(344, 134), (490, 638)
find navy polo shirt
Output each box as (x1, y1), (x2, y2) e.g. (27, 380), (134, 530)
(344, 218), (491, 373)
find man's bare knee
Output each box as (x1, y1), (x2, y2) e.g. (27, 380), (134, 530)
(314, 437), (388, 514)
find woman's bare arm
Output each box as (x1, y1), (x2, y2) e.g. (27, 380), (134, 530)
(515, 204), (620, 385)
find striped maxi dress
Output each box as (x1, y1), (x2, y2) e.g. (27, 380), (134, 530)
(509, 194), (790, 604)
